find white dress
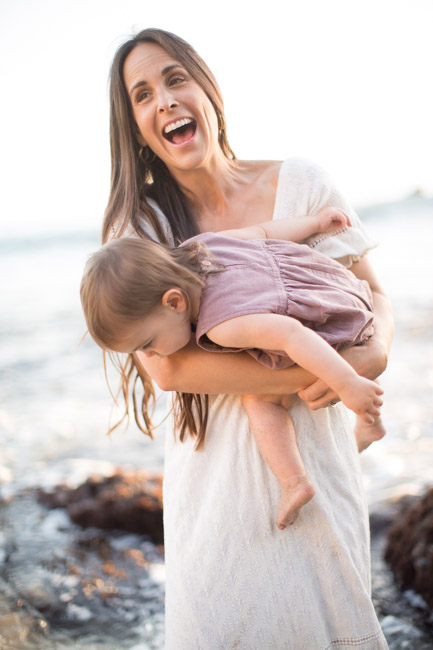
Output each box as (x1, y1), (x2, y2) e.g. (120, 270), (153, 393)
(160, 158), (388, 649)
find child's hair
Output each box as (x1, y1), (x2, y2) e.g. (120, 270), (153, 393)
(80, 238), (213, 449)
(80, 237), (205, 349)
(80, 237), (211, 447)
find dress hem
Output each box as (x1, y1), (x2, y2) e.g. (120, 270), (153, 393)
(325, 628), (386, 648)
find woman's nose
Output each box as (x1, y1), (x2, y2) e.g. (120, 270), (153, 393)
(157, 89), (178, 113)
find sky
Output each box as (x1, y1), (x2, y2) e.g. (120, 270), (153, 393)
(1, 0), (432, 238)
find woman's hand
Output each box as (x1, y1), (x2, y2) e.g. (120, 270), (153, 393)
(297, 378), (337, 410)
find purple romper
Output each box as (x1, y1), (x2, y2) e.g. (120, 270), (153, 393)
(187, 232), (374, 370)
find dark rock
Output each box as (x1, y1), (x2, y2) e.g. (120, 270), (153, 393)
(0, 492), (165, 648)
(385, 487), (433, 611)
(38, 471), (164, 546)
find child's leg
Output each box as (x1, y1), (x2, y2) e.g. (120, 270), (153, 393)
(354, 380), (386, 452)
(241, 394), (316, 529)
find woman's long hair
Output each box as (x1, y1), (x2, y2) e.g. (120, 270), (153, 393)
(102, 28), (235, 448)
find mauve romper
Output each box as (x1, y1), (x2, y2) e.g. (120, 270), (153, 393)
(186, 232), (375, 367)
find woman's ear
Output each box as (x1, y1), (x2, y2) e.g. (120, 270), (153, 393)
(136, 132), (147, 147)
(161, 289), (187, 312)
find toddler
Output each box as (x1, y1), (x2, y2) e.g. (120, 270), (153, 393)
(81, 208), (384, 529)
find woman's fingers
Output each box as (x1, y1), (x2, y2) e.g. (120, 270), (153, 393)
(297, 378), (327, 402)
(298, 379), (338, 410)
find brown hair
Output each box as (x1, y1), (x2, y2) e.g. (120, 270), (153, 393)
(81, 237), (215, 447)
(80, 237), (205, 350)
(103, 27), (235, 245)
(101, 28), (235, 448)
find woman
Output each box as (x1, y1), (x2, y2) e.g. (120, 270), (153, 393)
(104, 28), (393, 649)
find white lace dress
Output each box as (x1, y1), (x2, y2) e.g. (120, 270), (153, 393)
(160, 158), (388, 649)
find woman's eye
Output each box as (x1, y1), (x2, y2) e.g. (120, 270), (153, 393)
(169, 75), (186, 87)
(136, 90), (150, 103)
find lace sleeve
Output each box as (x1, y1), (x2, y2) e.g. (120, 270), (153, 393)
(274, 158), (377, 268)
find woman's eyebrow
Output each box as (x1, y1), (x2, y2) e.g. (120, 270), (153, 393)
(129, 64), (183, 96)
(162, 63), (183, 75)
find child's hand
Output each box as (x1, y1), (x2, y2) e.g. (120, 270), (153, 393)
(338, 376), (383, 424)
(314, 207), (351, 234)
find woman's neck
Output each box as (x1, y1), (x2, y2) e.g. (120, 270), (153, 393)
(169, 155), (253, 229)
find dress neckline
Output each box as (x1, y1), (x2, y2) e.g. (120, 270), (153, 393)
(271, 159), (286, 221)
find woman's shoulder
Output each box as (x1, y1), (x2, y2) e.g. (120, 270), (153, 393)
(239, 158), (331, 192)
(278, 157), (332, 184)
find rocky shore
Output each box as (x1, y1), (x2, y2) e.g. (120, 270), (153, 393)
(370, 493), (433, 648)
(0, 472), (165, 650)
(1, 471), (433, 649)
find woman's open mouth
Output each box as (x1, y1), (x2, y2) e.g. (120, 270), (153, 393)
(162, 117), (197, 145)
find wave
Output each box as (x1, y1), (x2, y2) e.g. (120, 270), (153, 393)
(0, 229), (100, 255)
(1, 196), (431, 255)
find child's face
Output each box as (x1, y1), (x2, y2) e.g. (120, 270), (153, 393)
(111, 290), (192, 358)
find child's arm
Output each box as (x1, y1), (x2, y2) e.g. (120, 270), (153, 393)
(219, 207), (351, 243)
(206, 313), (383, 423)
(298, 255), (393, 410)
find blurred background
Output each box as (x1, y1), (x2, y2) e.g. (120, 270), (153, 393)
(1, 0), (432, 506)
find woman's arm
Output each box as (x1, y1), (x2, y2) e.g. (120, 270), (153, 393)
(134, 340), (314, 396)
(219, 207), (350, 243)
(298, 255), (394, 409)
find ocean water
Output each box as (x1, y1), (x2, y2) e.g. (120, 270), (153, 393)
(357, 198), (433, 505)
(1, 199), (433, 501)
(0, 230), (167, 495)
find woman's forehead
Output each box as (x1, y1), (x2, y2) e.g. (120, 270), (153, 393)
(123, 42), (181, 87)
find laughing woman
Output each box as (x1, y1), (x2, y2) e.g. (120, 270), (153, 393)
(103, 28), (393, 649)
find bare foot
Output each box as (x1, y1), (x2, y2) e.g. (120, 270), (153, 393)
(277, 473), (316, 530)
(355, 417), (386, 452)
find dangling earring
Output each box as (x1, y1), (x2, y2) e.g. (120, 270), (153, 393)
(139, 146), (156, 164)
(217, 112), (225, 137)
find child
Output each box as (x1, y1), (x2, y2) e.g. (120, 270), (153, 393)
(80, 208), (384, 530)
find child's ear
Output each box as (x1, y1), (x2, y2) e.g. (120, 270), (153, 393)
(161, 289), (187, 312)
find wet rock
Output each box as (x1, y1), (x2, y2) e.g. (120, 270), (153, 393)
(385, 487), (433, 612)
(16, 570), (58, 610)
(380, 615), (427, 649)
(38, 470), (164, 546)
(0, 491), (165, 649)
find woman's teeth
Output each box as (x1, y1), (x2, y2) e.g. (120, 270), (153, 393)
(163, 118), (196, 144)
(164, 118), (193, 135)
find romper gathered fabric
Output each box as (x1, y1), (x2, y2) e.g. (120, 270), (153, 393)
(189, 233), (375, 369)
(133, 158), (388, 649)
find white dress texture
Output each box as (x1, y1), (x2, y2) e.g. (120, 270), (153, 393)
(151, 158), (387, 649)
